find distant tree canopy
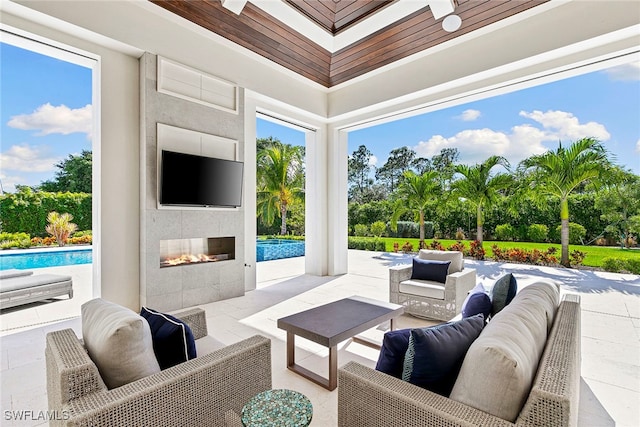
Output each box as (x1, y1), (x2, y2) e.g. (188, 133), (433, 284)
(39, 150), (92, 193)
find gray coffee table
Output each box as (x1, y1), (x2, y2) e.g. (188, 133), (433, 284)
(277, 296), (404, 391)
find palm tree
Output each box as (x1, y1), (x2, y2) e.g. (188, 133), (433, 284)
(257, 141), (305, 235)
(451, 156), (512, 246)
(390, 170), (441, 249)
(520, 137), (610, 266)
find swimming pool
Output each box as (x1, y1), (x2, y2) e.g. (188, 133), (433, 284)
(0, 247), (93, 270)
(256, 239), (305, 262)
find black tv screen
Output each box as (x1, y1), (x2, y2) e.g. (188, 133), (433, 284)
(160, 150), (244, 207)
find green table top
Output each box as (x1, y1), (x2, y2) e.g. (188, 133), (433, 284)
(241, 389), (313, 427)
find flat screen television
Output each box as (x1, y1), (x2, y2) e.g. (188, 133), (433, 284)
(160, 150), (244, 207)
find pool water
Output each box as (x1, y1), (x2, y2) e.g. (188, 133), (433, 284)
(0, 248), (92, 270)
(256, 239), (305, 262)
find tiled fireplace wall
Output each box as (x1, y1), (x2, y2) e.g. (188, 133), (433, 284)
(139, 53), (245, 311)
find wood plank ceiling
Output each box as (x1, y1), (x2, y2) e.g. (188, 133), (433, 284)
(150, 0), (548, 88)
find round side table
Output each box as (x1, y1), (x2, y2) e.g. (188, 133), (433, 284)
(241, 389), (313, 427)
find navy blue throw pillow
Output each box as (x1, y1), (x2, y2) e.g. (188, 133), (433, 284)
(402, 314), (485, 396)
(375, 328), (411, 378)
(490, 273), (518, 316)
(410, 258), (451, 283)
(140, 307), (197, 370)
(461, 283), (492, 319)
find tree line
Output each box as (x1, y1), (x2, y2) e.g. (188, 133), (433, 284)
(348, 137), (639, 266)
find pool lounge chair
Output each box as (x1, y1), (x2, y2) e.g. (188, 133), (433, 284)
(0, 269), (73, 309)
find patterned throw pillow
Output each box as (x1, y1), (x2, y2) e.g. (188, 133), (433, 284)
(401, 314), (485, 396)
(490, 273), (518, 316)
(141, 307), (197, 370)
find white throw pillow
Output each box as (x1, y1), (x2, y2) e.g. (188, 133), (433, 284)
(81, 298), (160, 389)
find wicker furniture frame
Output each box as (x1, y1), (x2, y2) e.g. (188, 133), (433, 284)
(389, 250), (476, 321)
(338, 294), (581, 427)
(46, 307), (272, 427)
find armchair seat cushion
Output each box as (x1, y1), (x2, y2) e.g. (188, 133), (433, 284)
(399, 280), (445, 299)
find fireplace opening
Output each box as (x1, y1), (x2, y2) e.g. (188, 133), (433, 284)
(160, 237), (235, 268)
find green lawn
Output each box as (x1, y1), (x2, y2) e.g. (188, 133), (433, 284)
(378, 237), (640, 268)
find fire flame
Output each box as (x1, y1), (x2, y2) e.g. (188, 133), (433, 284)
(161, 253), (218, 266)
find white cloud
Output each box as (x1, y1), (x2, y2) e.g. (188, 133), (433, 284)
(636, 139), (640, 153)
(519, 110), (610, 141)
(0, 144), (62, 173)
(414, 110), (611, 166)
(603, 61), (640, 81)
(368, 155), (378, 166)
(414, 126), (547, 166)
(458, 109), (481, 121)
(7, 103), (92, 137)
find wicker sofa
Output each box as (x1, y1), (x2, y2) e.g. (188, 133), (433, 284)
(46, 307), (271, 427)
(338, 290), (581, 427)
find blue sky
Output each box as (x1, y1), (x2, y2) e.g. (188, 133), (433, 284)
(258, 62), (640, 176)
(1, 43), (92, 193)
(1, 42), (639, 194)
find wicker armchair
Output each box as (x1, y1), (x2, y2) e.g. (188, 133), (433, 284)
(46, 308), (271, 427)
(390, 250), (476, 321)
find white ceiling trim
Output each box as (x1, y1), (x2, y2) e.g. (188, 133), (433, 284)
(250, 0), (438, 53)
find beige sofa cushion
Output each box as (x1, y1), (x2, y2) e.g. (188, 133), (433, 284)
(81, 298), (161, 389)
(449, 282), (559, 422)
(418, 249), (463, 273)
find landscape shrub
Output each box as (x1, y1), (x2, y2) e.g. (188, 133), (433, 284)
(447, 241), (466, 253)
(428, 239), (444, 251)
(402, 241), (414, 253)
(0, 232), (31, 249)
(354, 224), (369, 237)
(46, 212), (78, 246)
(494, 224), (516, 241)
(569, 250), (586, 266)
(347, 237), (385, 251)
(468, 240), (485, 260)
(370, 221), (387, 237)
(527, 224), (549, 243)
(388, 221), (420, 238)
(602, 257), (625, 273)
(554, 222), (587, 245)
(624, 258), (640, 275)
(491, 244), (558, 266)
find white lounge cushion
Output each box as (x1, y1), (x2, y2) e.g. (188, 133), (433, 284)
(449, 282), (559, 422)
(418, 249), (464, 273)
(81, 298), (160, 389)
(0, 269), (33, 279)
(399, 280), (445, 299)
(0, 274), (71, 292)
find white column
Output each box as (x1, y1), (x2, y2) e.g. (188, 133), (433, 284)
(304, 125), (328, 276)
(327, 126), (348, 275)
(243, 96), (258, 291)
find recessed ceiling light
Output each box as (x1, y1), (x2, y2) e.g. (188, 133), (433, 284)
(442, 14), (462, 32)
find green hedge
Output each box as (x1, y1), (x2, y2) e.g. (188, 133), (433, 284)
(0, 189), (91, 237)
(348, 237), (386, 251)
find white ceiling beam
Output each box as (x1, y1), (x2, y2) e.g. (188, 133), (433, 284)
(221, 0), (248, 15)
(428, 0), (456, 20)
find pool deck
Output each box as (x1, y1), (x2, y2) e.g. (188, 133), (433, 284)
(1, 250), (639, 426)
